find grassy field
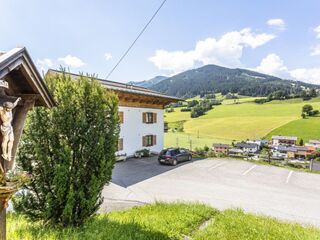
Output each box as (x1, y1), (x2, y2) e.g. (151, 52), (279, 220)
(7, 203), (320, 240)
(265, 117), (320, 141)
(165, 97), (320, 148)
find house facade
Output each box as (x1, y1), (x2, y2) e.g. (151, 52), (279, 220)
(46, 70), (181, 157)
(272, 136), (297, 146)
(235, 142), (259, 153)
(305, 140), (320, 149)
(212, 144), (230, 154)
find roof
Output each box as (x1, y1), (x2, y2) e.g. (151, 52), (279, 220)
(0, 47), (55, 107)
(236, 142), (258, 149)
(276, 145), (308, 152)
(213, 144), (230, 148)
(272, 136), (297, 141)
(229, 148), (243, 153)
(47, 69), (183, 102)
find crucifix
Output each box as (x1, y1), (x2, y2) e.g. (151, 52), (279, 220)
(0, 47), (55, 240)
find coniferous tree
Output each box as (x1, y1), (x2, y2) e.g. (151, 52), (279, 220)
(13, 71), (119, 226)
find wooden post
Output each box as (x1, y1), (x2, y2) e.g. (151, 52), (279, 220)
(0, 185), (16, 240)
(0, 200), (6, 240)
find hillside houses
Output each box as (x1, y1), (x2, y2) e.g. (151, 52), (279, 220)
(212, 136), (319, 161)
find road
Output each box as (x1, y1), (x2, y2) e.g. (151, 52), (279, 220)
(102, 157), (320, 227)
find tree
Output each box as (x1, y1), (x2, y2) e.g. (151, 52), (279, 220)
(310, 88), (317, 97)
(302, 104), (313, 116)
(299, 138), (304, 146)
(301, 112), (306, 119)
(13, 71), (119, 226)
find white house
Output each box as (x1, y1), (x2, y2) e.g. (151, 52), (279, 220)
(46, 70), (181, 157)
(272, 136), (297, 146)
(305, 140), (320, 149)
(235, 142), (259, 153)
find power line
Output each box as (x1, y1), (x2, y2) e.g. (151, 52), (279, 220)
(105, 0), (167, 80)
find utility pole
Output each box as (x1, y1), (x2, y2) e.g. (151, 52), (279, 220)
(310, 158), (314, 171)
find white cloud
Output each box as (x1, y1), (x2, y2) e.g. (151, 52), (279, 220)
(58, 55), (85, 68)
(149, 28), (275, 74)
(255, 53), (320, 84)
(311, 44), (320, 56)
(255, 53), (288, 76)
(36, 58), (54, 72)
(267, 18), (286, 30)
(104, 52), (112, 61)
(290, 68), (320, 84)
(314, 25), (320, 39)
(148, 50), (195, 74)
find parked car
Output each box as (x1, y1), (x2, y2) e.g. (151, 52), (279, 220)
(158, 148), (192, 165)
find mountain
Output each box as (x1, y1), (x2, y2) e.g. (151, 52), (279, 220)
(128, 76), (167, 88)
(149, 65), (319, 98)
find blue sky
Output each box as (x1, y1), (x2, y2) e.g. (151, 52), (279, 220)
(1, 0), (320, 84)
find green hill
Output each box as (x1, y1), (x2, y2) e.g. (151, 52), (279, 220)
(164, 97), (320, 149)
(151, 65), (319, 98)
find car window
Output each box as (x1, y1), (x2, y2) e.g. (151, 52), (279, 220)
(180, 149), (186, 153)
(170, 149), (179, 155)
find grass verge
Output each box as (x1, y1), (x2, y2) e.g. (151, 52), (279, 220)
(7, 202), (216, 240)
(7, 202), (320, 240)
(193, 209), (320, 240)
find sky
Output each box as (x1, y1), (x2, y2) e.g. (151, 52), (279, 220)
(1, 0), (320, 84)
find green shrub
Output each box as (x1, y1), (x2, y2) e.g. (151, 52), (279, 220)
(135, 149), (151, 158)
(13, 71), (119, 227)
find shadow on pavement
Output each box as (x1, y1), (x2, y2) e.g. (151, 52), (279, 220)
(111, 156), (202, 187)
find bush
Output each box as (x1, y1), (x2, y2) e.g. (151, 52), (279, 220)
(187, 100), (199, 108)
(135, 149), (151, 158)
(14, 71), (119, 226)
(180, 107), (192, 112)
(165, 107), (174, 113)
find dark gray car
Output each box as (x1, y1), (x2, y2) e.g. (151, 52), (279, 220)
(158, 148), (192, 165)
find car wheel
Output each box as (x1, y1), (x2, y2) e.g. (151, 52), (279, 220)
(172, 159), (177, 166)
(188, 155), (192, 161)
(158, 160), (163, 165)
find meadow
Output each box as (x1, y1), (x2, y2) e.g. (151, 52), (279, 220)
(164, 97), (320, 149)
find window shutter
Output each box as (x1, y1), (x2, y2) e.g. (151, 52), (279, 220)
(118, 138), (123, 151)
(142, 112), (146, 123)
(118, 112), (124, 124)
(153, 135), (157, 145)
(142, 136), (147, 147)
(153, 113), (157, 123)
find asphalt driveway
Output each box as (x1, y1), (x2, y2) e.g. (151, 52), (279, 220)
(102, 157), (320, 227)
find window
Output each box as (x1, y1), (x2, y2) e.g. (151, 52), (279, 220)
(118, 112), (124, 124)
(118, 138), (123, 151)
(143, 112), (157, 124)
(143, 135), (157, 147)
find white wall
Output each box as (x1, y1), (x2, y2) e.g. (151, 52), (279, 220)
(117, 106), (164, 157)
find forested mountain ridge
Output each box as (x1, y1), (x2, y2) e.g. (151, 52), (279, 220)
(148, 65), (319, 99)
(128, 76), (167, 88)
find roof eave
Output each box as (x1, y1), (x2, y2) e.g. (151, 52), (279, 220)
(0, 48), (56, 108)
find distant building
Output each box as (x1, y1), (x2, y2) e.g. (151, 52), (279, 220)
(305, 140), (320, 149)
(212, 144), (230, 154)
(272, 145), (310, 159)
(287, 146), (309, 159)
(272, 136), (297, 146)
(246, 139), (268, 149)
(235, 142), (259, 153)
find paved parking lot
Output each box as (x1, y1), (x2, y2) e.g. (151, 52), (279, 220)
(102, 157), (320, 227)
